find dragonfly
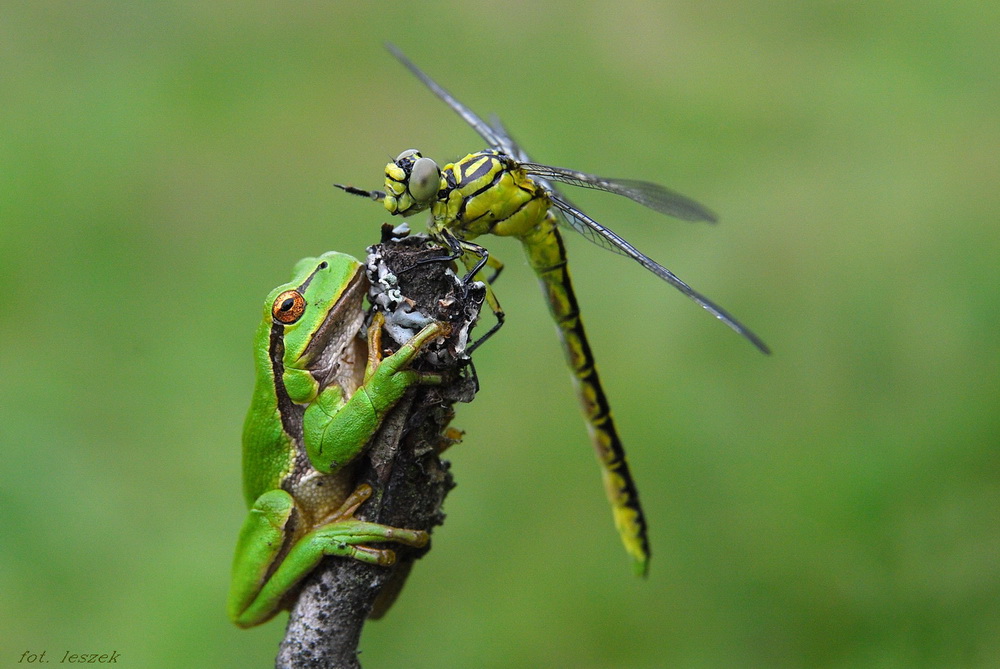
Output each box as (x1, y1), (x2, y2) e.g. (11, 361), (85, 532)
(337, 43), (770, 576)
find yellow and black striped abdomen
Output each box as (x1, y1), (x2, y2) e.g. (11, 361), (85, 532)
(523, 214), (650, 574)
(432, 151), (550, 241)
(429, 150), (650, 573)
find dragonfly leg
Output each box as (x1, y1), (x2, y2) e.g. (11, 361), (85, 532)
(397, 227), (470, 276)
(454, 242), (505, 354)
(467, 288), (504, 355)
(484, 253), (504, 285)
(399, 248), (462, 274)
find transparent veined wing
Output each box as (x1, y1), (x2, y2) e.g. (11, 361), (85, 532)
(487, 114), (530, 164)
(387, 44), (715, 223)
(386, 43), (502, 150)
(521, 163), (717, 223)
(485, 101), (760, 350)
(486, 113), (591, 231)
(548, 192), (770, 354)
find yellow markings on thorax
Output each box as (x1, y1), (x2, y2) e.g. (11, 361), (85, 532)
(434, 152), (550, 240)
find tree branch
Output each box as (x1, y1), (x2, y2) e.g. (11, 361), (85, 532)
(275, 229), (484, 669)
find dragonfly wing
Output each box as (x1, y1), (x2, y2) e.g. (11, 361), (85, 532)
(487, 114), (527, 162)
(523, 162), (717, 223)
(487, 114), (593, 230)
(386, 43), (502, 150)
(548, 193), (769, 353)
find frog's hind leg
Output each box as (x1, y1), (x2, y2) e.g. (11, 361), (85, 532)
(229, 484), (427, 627)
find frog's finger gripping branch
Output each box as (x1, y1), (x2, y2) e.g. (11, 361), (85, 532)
(364, 310), (450, 388)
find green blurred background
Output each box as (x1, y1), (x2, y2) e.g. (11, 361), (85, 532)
(2, 2), (998, 667)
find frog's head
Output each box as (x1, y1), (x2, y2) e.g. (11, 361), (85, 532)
(263, 251), (368, 404)
(383, 149), (441, 217)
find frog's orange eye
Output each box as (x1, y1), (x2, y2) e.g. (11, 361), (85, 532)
(272, 290), (306, 324)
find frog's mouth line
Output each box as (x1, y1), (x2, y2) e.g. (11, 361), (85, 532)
(297, 270), (369, 387)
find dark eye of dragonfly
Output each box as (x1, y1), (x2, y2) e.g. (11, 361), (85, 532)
(272, 290), (306, 324)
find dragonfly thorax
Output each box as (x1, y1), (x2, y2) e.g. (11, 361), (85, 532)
(434, 150), (552, 241)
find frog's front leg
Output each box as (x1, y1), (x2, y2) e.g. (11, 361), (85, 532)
(227, 484), (428, 628)
(303, 313), (449, 474)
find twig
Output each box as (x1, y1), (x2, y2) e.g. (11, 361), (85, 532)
(275, 230), (484, 669)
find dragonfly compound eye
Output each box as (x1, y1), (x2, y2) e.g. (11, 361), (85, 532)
(395, 148), (420, 163)
(408, 156), (441, 203)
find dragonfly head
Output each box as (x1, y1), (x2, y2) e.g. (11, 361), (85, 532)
(383, 149), (441, 216)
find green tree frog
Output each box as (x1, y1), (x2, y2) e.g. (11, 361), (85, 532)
(228, 251), (447, 628)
